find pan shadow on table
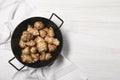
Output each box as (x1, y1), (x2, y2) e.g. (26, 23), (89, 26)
(62, 31), (70, 58)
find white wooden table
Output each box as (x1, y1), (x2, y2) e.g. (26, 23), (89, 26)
(0, 0), (120, 80)
(31, 0), (120, 80)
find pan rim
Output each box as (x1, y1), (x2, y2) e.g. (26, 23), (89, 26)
(11, 16), (63, 68)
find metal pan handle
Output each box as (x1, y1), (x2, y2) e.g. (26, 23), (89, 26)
(49, 13), (64, 29)
(8, 57), (25, 71)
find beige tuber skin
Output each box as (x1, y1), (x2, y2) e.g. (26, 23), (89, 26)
(44, 36), (54, 44)
(19, 40), (26, 48)
(34, 36), (44, 43)
(37, 41), (47, 52)
(45, 36), (60, 46)
(45, 53), (52, 60)
(34, 21), (44, 30)
(32, 28), (39, 36)
(48, 27), (55, 37)
(27, 25), (39, 36)
(39, 52), (52, 61)
(21, 54), (33, 63)
(53, 38), (60, 46)
(31, 53), (39, 62)
(26, 40), (36, 47)
(43, 27), (49, 33)
(48, 44), (57, 52)
(22, 47), (30, 55)
(27, 25), (34, 34)
(21, 31), (32, 42)
(39, 52), (46, 61)
(39, 30), (47, 38)
(30, 47), (37, 54)
(19, 21), (60, 63)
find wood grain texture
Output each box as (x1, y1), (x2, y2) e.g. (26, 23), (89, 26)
(30, 0), (120, 80)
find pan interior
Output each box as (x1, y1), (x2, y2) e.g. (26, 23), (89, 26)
(11, 17), (63, 68)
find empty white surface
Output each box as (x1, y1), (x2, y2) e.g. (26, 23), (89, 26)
(0, 0), (120, 80)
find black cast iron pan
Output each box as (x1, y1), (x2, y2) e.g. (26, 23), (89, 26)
(9, 13), (64, 71)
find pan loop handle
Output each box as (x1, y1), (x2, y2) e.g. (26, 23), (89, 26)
(8, 57), (25, 71)
(49, 13), (64, 29)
